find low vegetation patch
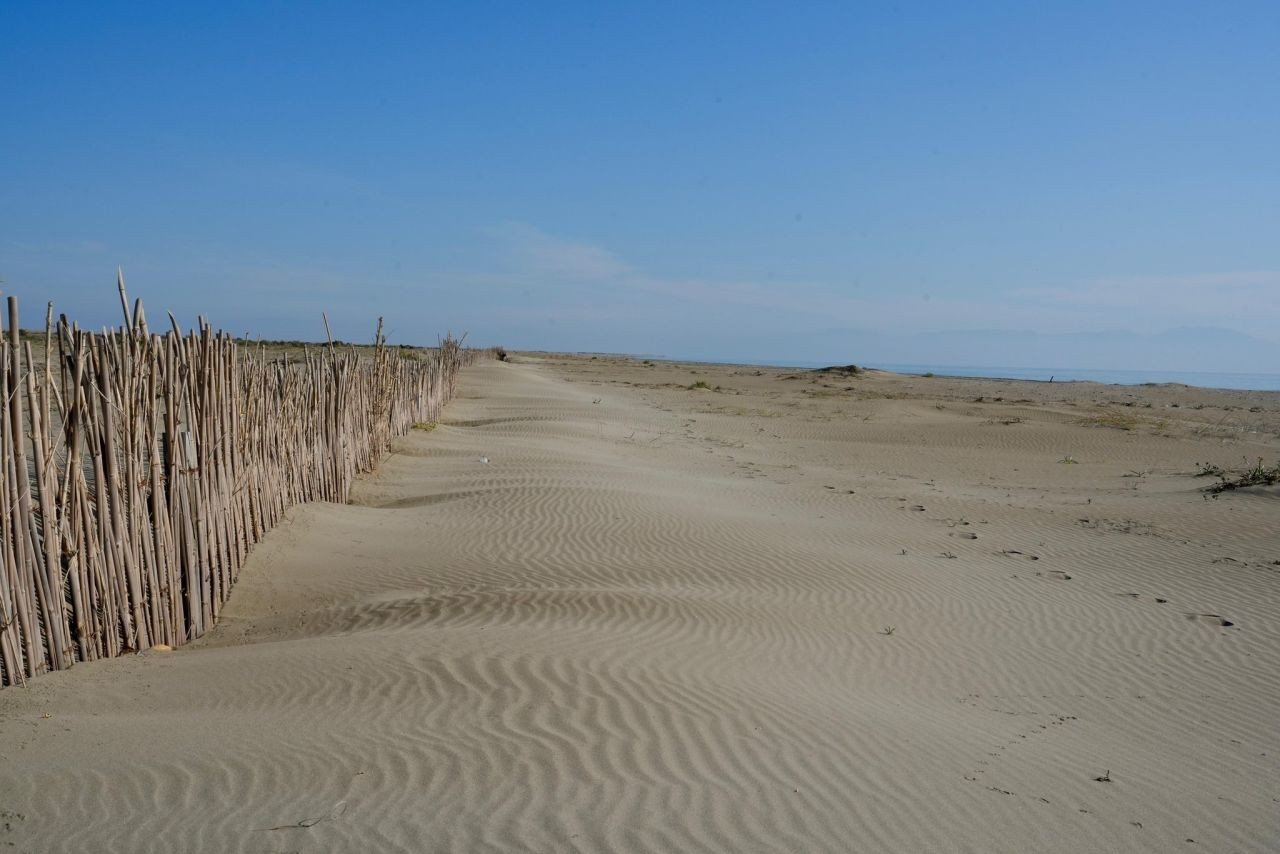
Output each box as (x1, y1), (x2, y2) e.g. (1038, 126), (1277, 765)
(1193, 461), (1226, 478)
(813, 364), (862, 376)
(1201, 458), (1280, 494)
(1080, 410), (1142, 431)
(413, 420), (438, 431)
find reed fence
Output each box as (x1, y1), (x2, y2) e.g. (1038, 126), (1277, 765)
(0, 282), (489, 686)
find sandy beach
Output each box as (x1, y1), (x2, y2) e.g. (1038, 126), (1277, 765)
(1, 354), (1277, 852)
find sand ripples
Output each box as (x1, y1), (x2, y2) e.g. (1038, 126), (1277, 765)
(2, 360), (1276, 852)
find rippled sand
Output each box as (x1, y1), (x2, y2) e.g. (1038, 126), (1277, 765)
(2, 355), (1277, 852)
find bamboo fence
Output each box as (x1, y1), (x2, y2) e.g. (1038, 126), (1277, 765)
(0, 283), (488, 686)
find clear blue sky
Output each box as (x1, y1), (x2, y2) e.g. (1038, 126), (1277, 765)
(2, 2), (1277, 370)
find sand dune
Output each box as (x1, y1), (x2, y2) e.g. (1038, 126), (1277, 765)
(1, 355), (1277, 852)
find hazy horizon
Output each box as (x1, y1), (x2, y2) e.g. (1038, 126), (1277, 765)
(3, 3), (1276, 373)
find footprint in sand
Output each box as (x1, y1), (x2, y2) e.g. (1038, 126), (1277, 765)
(1187, 613), (1235, 627)
(1117, 593), (1173, 605)
(1000, 550), (1039, 561)
(1036, 570), (1072, 581)
(949, 531), (978, 540)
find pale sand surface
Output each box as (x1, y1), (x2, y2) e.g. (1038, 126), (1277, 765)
(2, 355), (1278, 852)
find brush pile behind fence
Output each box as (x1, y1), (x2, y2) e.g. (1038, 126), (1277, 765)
(0, 292), (489, 686)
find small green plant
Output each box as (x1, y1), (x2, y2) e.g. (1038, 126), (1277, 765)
(1058, 455), (1079, 464)
(688, 380), (712, 390)
(413, 420), (438, 431)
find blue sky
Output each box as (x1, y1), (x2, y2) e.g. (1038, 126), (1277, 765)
(2, 2), (1277, 370)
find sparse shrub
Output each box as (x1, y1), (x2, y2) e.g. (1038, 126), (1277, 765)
(1203, 457), (1280, 494)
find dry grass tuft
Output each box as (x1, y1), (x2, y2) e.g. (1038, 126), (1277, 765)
(1080, 410), (1142, 431)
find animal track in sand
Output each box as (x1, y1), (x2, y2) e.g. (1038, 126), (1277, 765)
(949, 531), (978, 540)
(1035, 570), (1072, 581)
(1000, 550), (1039, 561)
(959, 703), (1080, 806)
